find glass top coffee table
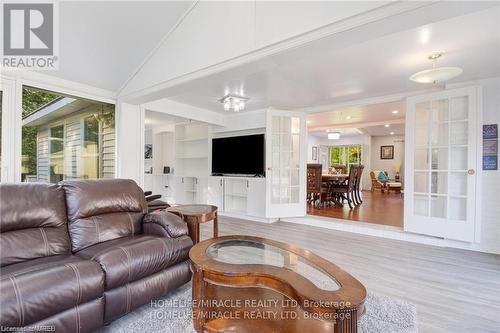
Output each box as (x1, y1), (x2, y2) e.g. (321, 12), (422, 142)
(190, 235), (366, 333)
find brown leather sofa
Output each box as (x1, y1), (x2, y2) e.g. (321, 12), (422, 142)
(0, 179), (193, 332)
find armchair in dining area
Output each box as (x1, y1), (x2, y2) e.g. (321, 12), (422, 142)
(370, 171), (386, 192)
(370, 170), (402, 193)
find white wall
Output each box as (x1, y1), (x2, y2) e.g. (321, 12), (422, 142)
(476, 78), (500, 254)
(370, 135), (405, 182)
(307, 135), (321, 163)
(116, 103), (144, 186)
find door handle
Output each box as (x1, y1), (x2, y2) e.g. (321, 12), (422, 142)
(467, 169), (475, 175)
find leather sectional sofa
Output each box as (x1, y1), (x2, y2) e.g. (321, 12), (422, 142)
(0, 179), (193, 332)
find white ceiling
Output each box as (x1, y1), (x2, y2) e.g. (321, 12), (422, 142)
(308, 100), (405, 139)
(307, 100), (405, 131)
(362, 123), (405, 137)
(164, 6), (500, 113)
(45, 1), (193, 92)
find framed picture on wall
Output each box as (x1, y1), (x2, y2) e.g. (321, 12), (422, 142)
(312, 146), (318, 161)
(145, 144), (153, 159)
(380, 145), (394, 159)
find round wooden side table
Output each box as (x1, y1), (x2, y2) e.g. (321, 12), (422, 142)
(166, 204), (218, 244)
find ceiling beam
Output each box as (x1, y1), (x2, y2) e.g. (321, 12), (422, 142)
(309, 117), (405, 133)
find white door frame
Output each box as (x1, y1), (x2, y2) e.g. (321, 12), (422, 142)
(404, 86), (482, 242)
(265, 108), (307, 218)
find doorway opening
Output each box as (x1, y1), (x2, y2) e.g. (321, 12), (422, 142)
(306, 100), (405, 228)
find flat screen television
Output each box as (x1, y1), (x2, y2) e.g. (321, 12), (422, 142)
(212, 134), (265, 176)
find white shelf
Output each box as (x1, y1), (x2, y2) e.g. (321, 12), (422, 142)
(175, 155), (208, 159)
(175, 137), (208, 142)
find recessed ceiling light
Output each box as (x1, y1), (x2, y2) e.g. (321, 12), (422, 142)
(346, 116), (352, 120)
(392, 110), (399, 114)
(390, 131), (395, 135)
(328, 132), (341, 140)
(307, 120), (311, 124)
(385, 124), (390, 128)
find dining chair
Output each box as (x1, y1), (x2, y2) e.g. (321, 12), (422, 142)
(332, 166), (358, 209)
(307, 164), (322, 206)
(354, 165), (364, 205)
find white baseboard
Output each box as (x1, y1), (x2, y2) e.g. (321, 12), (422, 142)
(284, 215), (500, 255)
(218, 211), (276, 224)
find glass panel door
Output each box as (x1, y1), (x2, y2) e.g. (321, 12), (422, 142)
(266, 109), (306, 218)
(405, 87), (478, 242)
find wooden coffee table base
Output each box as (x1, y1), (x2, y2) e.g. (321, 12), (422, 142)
(192, 268), (360, 333)
(190, 236), (366, 333)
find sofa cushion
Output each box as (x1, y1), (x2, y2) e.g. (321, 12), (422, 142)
(0, 255), (104, 327)
(0, 183), (70, 266)
(75, 235), (192, 290)
(61, 179), (148, 252)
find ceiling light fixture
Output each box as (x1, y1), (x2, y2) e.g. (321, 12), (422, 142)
(327, 132), (341, 140)
(392, 110), (399, 114)
(385, 124), (390, 128)
(410, 52), (462, 84)
(218, 94), (249, 112)
(390, 131), (395, 135)
(346, 116), (352, 120)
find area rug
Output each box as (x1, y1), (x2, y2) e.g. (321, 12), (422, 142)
(100, 283), (417, 333)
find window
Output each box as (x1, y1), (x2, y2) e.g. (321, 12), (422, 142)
(21, 86), (115, 183)
(49, 125), (64, 183)
(329, 145), (362, 171)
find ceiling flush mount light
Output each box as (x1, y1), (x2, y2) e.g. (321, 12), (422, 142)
(385, 124), (390, 128)
(392, 110), (399, 114)
(327, 132), (341, 140)
(390, 131), (395, 135)
(346, 115), (352, 120)
(410, 52), (463, 84)
(218, 94), (249, 112)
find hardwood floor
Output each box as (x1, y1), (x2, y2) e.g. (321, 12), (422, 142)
(200, 216), (500, 333)
(307, 190), (404, 228)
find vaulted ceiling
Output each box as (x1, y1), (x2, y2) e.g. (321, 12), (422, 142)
(43, 1), (194, 91)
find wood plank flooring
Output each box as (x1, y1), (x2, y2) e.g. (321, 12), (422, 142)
(200, 216), (500, 333)
(307, 190), (404, 228)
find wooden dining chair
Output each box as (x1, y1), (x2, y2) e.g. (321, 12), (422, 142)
(332, 166), (358, 209)
(307, 164), (322, 205)
(354, 165), (364, 205)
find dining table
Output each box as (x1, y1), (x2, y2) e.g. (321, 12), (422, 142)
(321, 174), (349, 206)
(322, 173), (349, 182)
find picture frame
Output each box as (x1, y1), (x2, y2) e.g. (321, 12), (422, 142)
(380, 145), (394, 159)
(312, 146), (318, 161)
(144, 144), (153, 159)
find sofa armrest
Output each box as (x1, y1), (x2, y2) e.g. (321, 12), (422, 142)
(142, 211), (188, 238)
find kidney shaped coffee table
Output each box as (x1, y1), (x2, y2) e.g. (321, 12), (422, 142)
(189, 235), (366, 333)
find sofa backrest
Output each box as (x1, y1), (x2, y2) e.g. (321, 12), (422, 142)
(0, 183), (71, 267)
(61, 179), (147, 252)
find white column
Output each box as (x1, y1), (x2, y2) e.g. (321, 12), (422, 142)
(115, 102), (144, 187)
(0, 76), (22, 182)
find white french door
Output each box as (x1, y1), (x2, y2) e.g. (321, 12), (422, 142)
(404, 87), (479, 242)
(265, 109), (307, 218)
